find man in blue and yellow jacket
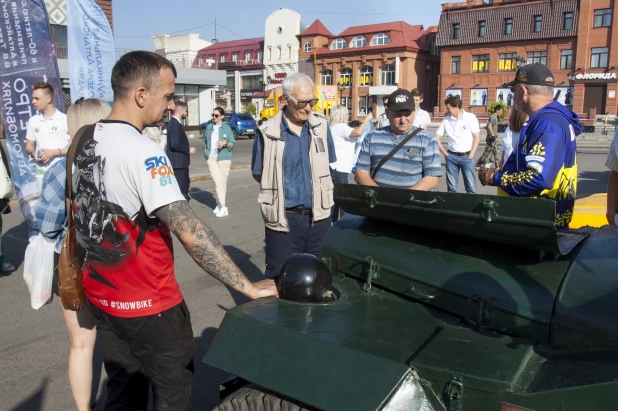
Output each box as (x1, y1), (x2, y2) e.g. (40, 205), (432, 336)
(478, 63), (583, 230)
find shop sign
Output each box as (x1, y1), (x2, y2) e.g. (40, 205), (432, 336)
(575, 71), (617, 81)
(268, 72), (288, 84)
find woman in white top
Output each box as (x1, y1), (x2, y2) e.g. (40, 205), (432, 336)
(500, 108), (528, 167)
(329, 105), (372, 222)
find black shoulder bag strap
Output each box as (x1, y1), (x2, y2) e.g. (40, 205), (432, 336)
(371, 128), (423, 180)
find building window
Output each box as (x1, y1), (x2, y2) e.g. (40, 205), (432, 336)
(533, 15), (542, 33)
(527, 51), (547, 65)
(451, 56), (461, 74)
(339, 68), (352, 87)
(358, 96), (369, 116)
(560, 49), (573, 70)
(288, 45), (292, 59)
(242, 74), (263, 89)
(453, 23), (460, 39)
(505, 18), (513, 35)
(430, 41), (439, 56)
(331, 38), (348, 50)
(303, 42), (312, 52)
(591, 47), (609, 68)
(594, 9), (612, 27)
(258, 51), (263, 62)
(244, 52), (251, 61)
(370, 32), (390, 46)
(220, 55), (226, 63)
(320, 69), (333, 86)
(380, 64), (395, 85)
(499, 53), (517, 71)
(472, 54), (490, 73)
(232, 54), (237, 62)
(359, 66), (373, 86)
(479, 21), (486, 37)
(350, 35), (368, 48)
(267, 48), (271, 61)
(340, 96), (352, 116)
(563, 12), (574, 30)
(277, 47), (282, 60)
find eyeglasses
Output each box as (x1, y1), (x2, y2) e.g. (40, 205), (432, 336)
(286, 94), (319, 109)
(74, 97), (85, 105)
(212, 114), (222, 118)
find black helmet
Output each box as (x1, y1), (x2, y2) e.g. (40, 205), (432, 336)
(277, 253), (333, 302)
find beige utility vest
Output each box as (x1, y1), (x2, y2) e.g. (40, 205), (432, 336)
(257, 110), (334, 232)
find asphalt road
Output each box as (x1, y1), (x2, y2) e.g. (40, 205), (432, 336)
(0, 151), (611, 411)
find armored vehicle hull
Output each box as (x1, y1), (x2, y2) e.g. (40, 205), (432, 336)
(204, 185), (618, 410)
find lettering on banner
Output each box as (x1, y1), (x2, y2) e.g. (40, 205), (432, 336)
(81, 14), (106, 99)
(575, 72), (617, 81)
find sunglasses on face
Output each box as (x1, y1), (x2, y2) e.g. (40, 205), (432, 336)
(286, 94), (319, 109)
(212, 114), (222, 118)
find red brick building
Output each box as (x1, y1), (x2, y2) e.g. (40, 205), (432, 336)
(436, 0), (618, 117)
(299, 20), (440, 121)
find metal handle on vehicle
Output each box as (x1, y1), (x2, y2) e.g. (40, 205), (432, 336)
(405, 285), (436, 300)
(409, 195), (441, 206)
(365, 189), (378, 208)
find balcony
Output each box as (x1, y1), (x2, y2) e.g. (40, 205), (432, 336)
(195, 58), (263, 69)
(54, 42), (224, 70)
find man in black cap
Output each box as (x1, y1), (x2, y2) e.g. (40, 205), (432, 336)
(355, 89), (442, 189)
(478, 63), (583, 230)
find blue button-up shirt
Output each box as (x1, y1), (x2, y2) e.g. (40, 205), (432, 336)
(35, 159), (68, 253)
(252, 112), (336, 209)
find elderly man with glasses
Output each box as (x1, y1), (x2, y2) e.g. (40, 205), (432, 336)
(251, 72), (337, 279)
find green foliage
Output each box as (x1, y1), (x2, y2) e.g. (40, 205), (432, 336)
(246, 103), (257, 116)
(487, 101), (507, 121)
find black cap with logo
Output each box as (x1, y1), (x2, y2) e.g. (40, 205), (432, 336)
(506, 63), (555, 88)
(387, 89), (416, 112)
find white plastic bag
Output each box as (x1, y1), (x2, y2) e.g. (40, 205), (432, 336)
(23, 234), (56, 309)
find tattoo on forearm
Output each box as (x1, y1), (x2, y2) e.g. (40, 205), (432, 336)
(155, 201), (245, 290)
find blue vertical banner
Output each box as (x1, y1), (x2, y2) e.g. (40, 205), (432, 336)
(66, 0), (114, 103)
(0, 0), (64, 236)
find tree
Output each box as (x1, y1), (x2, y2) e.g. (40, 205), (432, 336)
(246, 103), (257, 116)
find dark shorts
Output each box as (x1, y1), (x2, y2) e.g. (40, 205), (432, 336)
(87, 299), (195, 411)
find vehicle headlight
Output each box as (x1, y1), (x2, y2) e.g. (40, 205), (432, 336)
(236, 121), (242, 125)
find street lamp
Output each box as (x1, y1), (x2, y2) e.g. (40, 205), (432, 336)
(567, 71), (575, 109)
(515, 56), (526, 68)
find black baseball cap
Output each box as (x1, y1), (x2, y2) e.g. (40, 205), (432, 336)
(387, 89), (415, 112)
(506, 63), (555, 88)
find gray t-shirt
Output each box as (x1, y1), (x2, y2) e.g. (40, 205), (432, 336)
(487, 114), (498, 136)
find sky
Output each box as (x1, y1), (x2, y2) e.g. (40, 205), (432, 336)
(112, 0), (443, 51)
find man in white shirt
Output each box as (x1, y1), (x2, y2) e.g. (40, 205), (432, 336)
(411, 88), (431, 130)
(377, 96), (390, 128)
(435, 95), (481, 194)
(24, 82), (70, 188)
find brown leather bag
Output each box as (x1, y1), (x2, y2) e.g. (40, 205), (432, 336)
(56, 125), (89, 311)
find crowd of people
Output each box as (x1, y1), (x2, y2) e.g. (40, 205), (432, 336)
(4, 53), (616, 410)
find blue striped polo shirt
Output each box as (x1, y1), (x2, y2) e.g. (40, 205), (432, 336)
(355, 126), (442, 188)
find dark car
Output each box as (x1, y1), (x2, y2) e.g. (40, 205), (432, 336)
(200, 112), (257, 139)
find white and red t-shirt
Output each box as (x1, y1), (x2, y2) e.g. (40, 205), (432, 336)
(70, 120), (186, 318)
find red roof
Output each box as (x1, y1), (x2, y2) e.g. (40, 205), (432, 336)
(316, 21), (431, 57)
(301, 19), (334, 37)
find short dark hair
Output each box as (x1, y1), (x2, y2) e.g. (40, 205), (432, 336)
(33, 82), (54, 98)
(445, 95), (462, 109)
(174, 99), (187, 109)
(494, 105), (504, 112)
(213, 106), (225, 116)
(411, 88), (424, 98)
(111, 51), (177, 101)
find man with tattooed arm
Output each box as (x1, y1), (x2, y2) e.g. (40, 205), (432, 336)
(68, 51), (278, 411)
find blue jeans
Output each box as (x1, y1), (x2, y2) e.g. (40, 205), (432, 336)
(445, 154), (476, 194)
(330, 168), (349, 223)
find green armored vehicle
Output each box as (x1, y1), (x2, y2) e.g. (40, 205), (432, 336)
(204, 185), (618, 411)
